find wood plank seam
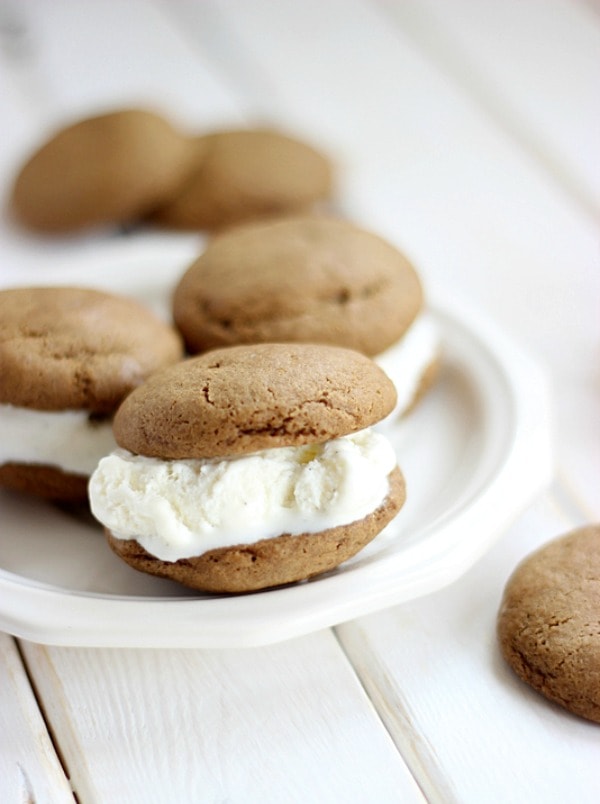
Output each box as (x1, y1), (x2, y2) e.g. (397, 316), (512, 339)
(332, 626), (459, 804)
(151, 0), (279, 119)
(14, 640), (77, 801)
(373, 0), (600, 224)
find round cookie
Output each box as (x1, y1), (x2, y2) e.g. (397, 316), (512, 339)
(173, 215), (423, 357)
(0, 286), (183, 500)
(113, 342), (398, 458)
(173, 215), (439, 418)
(497, 525), (600, 724)
(148, 128), (333, 231)
(90, 343), (405, 592)
(10, 109), (196, 233)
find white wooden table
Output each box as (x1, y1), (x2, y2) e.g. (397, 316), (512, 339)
(1, 1), (599, 801)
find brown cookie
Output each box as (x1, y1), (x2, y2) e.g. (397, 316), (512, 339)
(10, 109), (196, 232)
(497, 525), (600, 723)
(113, 342), (398, 459)
(0, 286), (183, 411)
(148, 128), (333, 230)
(0, 286), (183, 499)
(173, 215), (423, 357)
(106, 466), (406, 593)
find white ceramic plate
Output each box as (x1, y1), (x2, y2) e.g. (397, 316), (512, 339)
(0, 255), (553, 648)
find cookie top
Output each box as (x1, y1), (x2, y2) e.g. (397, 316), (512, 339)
(497, 525), (600, 723)
(113, 342), (397, 459)
(10, 108), (196, 232)
(0, 286), (183, 413)
(149, 128), (333, 230)
(173, 216), (423, 356)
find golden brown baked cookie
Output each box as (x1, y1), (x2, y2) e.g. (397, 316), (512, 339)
(0, 287), (183, 411)
(497, 525), (600, 724)
(10, 109), (196, 233)
(90, 342), (405, 593)
(173, 215), (423, 357)
(148, 128), (333, 230)
(0, 286), (183, 500)
(106, 466), (406, 593)
(113, 342), (397, 459)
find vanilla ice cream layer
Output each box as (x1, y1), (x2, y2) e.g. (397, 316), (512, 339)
(0, 404), (117, 476)
(375, 312), (440, 419)
(88, 429), (397, 562)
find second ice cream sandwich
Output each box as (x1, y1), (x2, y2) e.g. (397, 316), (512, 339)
(0, 286), (183, 501)
(173, 216), (439, 418)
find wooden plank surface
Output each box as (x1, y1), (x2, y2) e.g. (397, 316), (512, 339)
(0, 0), (598, 801)
(376, 0), (600, 219)
(337, 498), (600, 803)
(0, 634), (73, 804)
(20, 633), (425, 803)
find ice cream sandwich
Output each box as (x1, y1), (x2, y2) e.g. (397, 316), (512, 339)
(0, 286), (183, 500)
(89, 343), (406, 593)
(173, 215), (439, 418)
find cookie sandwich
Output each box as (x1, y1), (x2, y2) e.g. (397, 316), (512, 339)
(498, 525), (600, 724)
(10, 108), (196, 233)
(148, 128), (333, 231)
(173, 215), (439, 418)
(0, 286), (183, 500)
(89, 343), (406, 593)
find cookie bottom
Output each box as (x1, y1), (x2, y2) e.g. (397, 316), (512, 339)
(0, 462), (89, 501)
(106, 466), (406, 593)
(402, 356), (440, 417)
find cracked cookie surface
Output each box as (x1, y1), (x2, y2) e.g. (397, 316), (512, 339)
(497, 525), (600, 723)
(113, 342), (397, 458)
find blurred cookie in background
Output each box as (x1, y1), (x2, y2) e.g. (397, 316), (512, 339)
(148, 127), (334, 231)
(10, 108), (197, 233)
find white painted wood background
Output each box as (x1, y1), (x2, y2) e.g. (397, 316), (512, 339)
(0, 0), (598, 801)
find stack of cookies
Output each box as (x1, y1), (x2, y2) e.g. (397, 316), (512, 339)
(2, 106), (442, 594)
(10, 108), (333, 234)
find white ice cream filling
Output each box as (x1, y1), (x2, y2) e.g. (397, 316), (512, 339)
(0, 404), (117, 476)
(88, 428), (397, 562)
(375, 312), (440, 419)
